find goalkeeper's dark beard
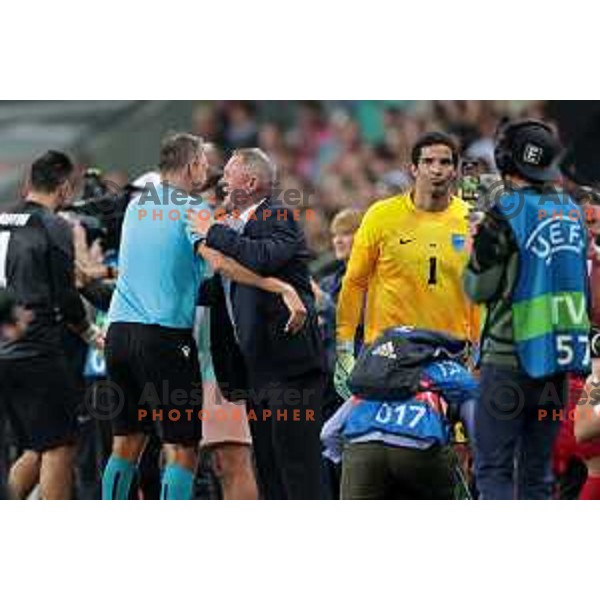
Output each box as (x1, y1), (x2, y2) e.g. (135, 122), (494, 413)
(431, 183), (452, 199)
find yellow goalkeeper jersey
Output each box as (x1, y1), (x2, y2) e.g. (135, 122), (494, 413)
(337, 192), (480, 345)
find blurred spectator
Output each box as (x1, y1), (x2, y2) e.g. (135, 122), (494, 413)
(288, 101), (333, 181)
(314, 208), (364, 371)
(312, 207), (363, 500)
(302, 207), (331, 260)
(223, 101), (258, 150)
(192, 103), (226, 149)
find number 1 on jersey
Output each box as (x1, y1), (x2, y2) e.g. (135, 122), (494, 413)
(428, 256), (437, 285)
(0, 231), (11, 288)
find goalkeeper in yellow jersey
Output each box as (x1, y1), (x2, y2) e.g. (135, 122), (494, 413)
(335, 132), (480, 399)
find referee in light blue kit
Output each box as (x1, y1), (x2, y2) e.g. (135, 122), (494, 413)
(102, 133), (308, 500)
(102, 133), (210, 500)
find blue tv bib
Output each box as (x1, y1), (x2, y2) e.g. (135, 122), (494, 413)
(343, 394), (449, 445)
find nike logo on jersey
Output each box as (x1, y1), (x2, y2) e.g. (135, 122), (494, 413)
(399, 238), (414, 245)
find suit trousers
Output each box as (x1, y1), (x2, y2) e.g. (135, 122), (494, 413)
(248, 370), (325, 499)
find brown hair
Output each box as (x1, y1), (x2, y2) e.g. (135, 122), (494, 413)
(159, 132), (204, 173)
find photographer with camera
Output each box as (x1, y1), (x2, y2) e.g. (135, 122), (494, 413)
(464, 120), (591, 500)
(0, 151), (104, 500)
(70, 217), (117, 311)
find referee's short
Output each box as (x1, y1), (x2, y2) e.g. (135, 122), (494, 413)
(0, 354), (79, 453)
(105, 322), (202, 445)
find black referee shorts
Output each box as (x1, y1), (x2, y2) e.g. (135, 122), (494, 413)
(0, 354), (79, 453)
(105, 323), (202, 445)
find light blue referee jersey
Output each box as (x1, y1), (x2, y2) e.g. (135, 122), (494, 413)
(108, 182), (207, 330)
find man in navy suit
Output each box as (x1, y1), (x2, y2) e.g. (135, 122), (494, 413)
(192, 148), (326, 499)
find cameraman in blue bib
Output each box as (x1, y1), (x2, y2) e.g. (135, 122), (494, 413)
(464, 120), (591, 499)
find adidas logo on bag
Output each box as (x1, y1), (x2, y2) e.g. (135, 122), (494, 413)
(372, 341), (397, 360)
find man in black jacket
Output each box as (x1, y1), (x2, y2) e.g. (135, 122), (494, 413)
(192, 148), (326, 499)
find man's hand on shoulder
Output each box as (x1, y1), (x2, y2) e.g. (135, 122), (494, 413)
(187, 207), (215, 239)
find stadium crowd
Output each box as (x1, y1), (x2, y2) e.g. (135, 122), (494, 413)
(189, 101), (547, 261)
(1, 100), (599, 500)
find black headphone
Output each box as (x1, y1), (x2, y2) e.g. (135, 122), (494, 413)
(494, 118), (555, 176)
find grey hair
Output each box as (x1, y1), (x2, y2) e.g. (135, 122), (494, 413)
(232, 148), (277, 189)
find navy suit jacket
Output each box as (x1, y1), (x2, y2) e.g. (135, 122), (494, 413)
(203, 198), (326, 389)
